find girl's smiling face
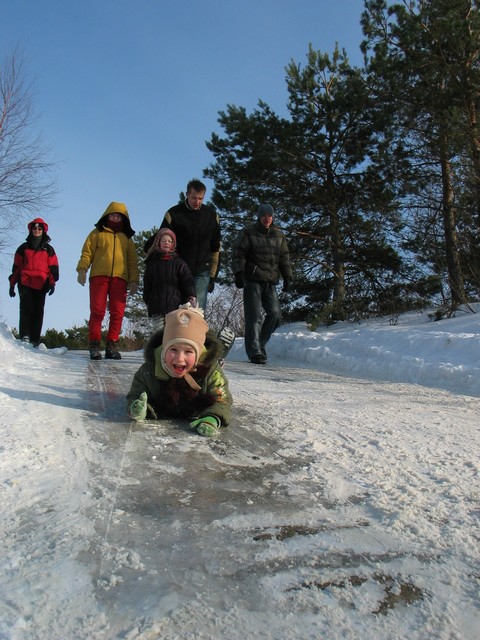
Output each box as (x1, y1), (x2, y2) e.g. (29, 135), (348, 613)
(164, 343), (197, 377)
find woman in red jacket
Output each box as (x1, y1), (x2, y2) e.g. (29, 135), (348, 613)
(8, 217), (59, 347)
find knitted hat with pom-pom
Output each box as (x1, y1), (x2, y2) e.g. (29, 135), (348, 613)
(159, 304), (209, 389)
(162, 304), (208, 363)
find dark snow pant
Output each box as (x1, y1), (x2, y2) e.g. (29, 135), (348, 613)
(243, 281), (281, 360)
(18, 285), (47, 345)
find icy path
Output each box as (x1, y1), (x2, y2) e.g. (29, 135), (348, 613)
(0, 351), (479, 639)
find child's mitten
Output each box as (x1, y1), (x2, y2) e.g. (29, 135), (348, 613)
(190, 415), (221, 437)
(129, 392), (148, 421)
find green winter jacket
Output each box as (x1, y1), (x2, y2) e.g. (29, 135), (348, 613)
(126, 329), (232, 425)
(232, 220), (292, 284)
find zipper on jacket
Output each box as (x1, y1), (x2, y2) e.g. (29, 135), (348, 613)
(111, 232), (116, 278)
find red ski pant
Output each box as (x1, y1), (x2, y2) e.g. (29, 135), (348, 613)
(88, 275), (127, 343)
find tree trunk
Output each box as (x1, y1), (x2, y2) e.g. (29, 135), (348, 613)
(330, 207), (346, 320)
(440, 138), (466, 308)
(325, 156), (346, 321)
(465, 90), (480, 223)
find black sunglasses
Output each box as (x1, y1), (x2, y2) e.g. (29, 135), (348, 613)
(32, 224), (44, 230)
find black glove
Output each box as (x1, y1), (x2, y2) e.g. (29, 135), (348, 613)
(48, 285), (55, 296)
(208, 277), (215, 293)
(9, 286), (15, 298)
(282, 278), (291, 293)
(235, 272), (245, 289)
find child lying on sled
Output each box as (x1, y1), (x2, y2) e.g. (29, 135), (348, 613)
(126, 304), (232, 437)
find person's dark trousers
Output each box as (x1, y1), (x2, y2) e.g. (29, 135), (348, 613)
(18, 285), (47, 344)
(194, 270), (210, 311)
(243, 281), (281, 359)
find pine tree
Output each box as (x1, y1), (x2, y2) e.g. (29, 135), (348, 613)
(361, 0), (480, 309)
(206, 45), (419, 322)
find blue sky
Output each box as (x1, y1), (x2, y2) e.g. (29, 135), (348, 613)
(0, 0), (364, 332)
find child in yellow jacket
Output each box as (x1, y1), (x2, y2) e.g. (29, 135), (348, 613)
(76, 201), (139, 360)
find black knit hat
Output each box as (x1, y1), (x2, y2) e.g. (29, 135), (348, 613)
(257, 203), (274, 217)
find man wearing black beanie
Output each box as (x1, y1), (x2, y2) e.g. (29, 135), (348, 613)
(232, 203), (292, 364)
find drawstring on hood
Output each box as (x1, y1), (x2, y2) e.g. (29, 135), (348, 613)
(158, 304), (208, 390)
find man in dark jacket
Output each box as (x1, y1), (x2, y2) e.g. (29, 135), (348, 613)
(145, 179), (221, 311)
(232, 203), (292, 364)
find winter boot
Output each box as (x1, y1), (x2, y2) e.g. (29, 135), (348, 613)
(89, 341), (102, 360)
(105, 340), (121, 360)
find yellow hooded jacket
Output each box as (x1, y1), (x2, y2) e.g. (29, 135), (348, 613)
(76, 202), (139, 283)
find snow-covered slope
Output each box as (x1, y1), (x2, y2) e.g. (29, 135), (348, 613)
(0, 308), (479, 639)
